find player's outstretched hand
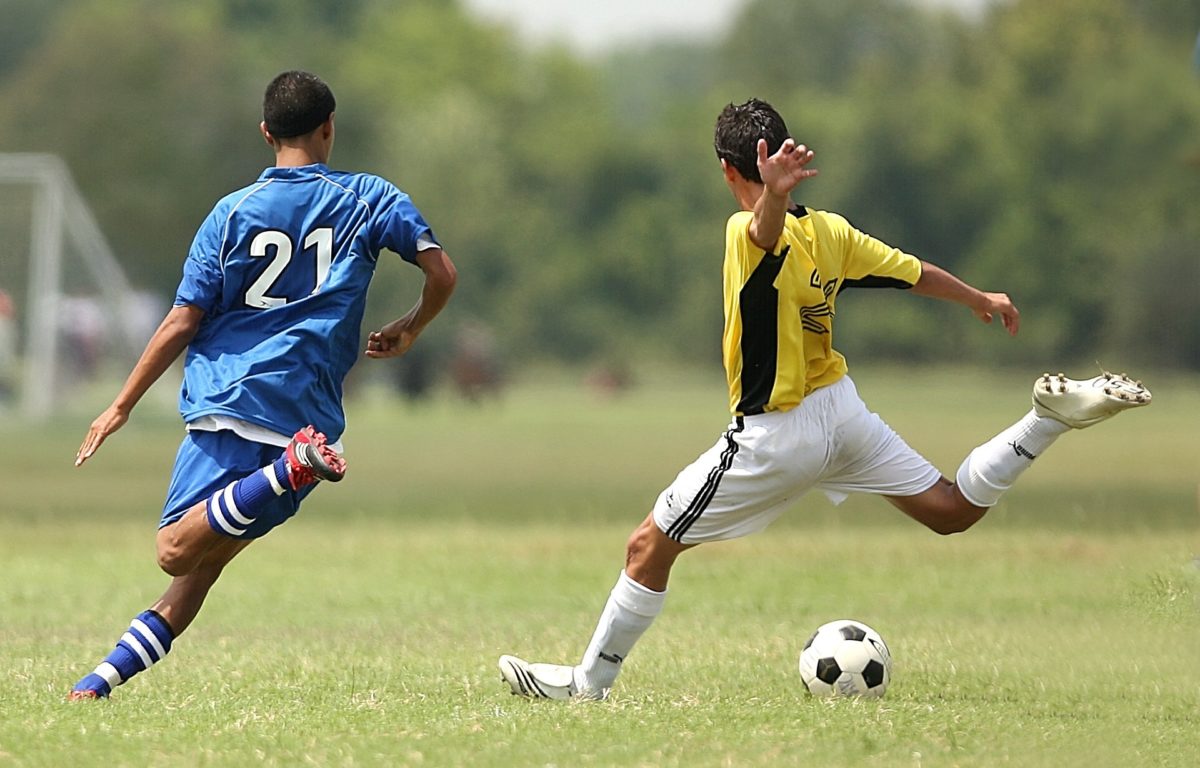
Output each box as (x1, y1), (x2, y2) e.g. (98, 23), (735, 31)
(973, 291), (1020, 336)
(365, 317), (419, 359)
(75, 405), (129, 467)
(757, 138), (818, 197)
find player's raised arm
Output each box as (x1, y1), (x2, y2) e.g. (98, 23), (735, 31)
(364, 247), (457, 359)
(910, 260), (1019, 336)
(75, 304), (204, 466)
(749, 138), (818, 252)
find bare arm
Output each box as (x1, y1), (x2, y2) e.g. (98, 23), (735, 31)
(364, 247), (457, 359)
(75, 304), (205, 466)
(912, 260), (1020, 336)
(749, 138), (818, 252)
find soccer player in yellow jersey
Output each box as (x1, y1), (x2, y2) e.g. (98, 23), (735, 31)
(499, 98), (1150, 700)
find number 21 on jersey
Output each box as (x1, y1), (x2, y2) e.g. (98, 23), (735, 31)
(245, 227), (333, 309)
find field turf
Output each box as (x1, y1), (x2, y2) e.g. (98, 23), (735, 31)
(1, 366), (1197, 767)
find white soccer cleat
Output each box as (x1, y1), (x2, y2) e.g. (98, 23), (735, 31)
(498, 655), (607, 701)
(1032, 371), (1151, 428)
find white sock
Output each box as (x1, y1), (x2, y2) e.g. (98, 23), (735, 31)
(956, 409), (1071, 507)
(574, 571), (666, 694)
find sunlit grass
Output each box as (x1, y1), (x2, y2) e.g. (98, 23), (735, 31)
(1, 367), (1197, 766)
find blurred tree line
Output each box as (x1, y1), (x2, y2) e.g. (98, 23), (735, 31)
(1, 0), (1197, 375)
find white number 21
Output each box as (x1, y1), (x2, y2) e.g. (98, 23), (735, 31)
(245, 227), (333, 309)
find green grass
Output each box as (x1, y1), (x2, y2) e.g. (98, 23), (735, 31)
(1, 366), (1198, 767)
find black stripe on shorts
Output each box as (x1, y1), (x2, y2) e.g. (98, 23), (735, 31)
(665, 417), (744, 542)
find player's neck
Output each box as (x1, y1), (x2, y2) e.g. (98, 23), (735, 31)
(273, 145), (329, 168)
(735, 181), (767, 212)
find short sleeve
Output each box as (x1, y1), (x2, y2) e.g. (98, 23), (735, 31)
(724, 211), (764, 267)
(828, 212), (922, 286)
(173, 208), (224, 313)
(373, 184), (438, 265)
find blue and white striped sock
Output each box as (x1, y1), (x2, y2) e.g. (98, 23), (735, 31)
(72, 610), (175, 698)
(205, 456), (290, 537)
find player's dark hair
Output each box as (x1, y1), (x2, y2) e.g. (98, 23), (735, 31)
(713, 98), (791, 183)
(263, 71), (336, 139)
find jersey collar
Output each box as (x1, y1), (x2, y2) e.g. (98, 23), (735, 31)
(259, 163), (330, 181)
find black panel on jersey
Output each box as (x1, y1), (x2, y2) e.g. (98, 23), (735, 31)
(835, 211), (914, 293)
(837, 275), (915, 293)
(736, 246), (789, 416)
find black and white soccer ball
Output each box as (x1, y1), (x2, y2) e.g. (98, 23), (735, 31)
(798, 619), (892, 698)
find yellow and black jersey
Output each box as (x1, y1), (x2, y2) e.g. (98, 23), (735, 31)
(722, 206), (922, 416)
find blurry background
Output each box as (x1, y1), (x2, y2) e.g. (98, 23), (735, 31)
(0, 0), (1198, 411)
(2, 7), (1198, 762)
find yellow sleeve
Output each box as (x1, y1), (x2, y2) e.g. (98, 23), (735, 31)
(723, 210), (770, 287)
(725, 211), (765, 262)
(824, 211), (922, 286)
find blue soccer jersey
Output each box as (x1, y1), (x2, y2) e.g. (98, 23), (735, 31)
(173, 163), (437, 442)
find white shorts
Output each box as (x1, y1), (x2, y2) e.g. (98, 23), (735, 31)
(652, 376), (942, 544)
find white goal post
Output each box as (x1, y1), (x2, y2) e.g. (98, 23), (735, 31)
(0, 153), (144, 420)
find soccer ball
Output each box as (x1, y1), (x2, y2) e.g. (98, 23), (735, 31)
(798, 619), (892, 698)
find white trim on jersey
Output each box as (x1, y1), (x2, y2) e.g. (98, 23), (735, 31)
(218, 179), (274, 271)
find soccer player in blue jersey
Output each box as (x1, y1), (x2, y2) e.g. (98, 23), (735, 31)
(68, 71), (457, 700)
(499, 98), (1150, 701)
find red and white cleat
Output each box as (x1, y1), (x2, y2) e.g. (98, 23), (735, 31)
(284, 426), (346, 490)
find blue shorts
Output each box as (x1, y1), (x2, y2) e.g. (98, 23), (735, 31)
(161, 430), (315, 540)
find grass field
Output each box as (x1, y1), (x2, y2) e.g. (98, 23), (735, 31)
(1, 366), (1197, 767)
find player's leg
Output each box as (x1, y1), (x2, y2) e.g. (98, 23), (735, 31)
(498, 513), (687, 701)
(156, 497), (236, 576)
(953, 371), (1150, 509)
(564, 513), (690, 697)
(501, 413), (805, 700)
(194, 425), (345, 546)
(887, 371), (1151, 530)
(159, 426), (345, 575)
(69, 426), (345, 700)
(815, 376), (967, 533)
(68, 536), (249, 700)
(152, 533), (250, 635)
(624, 511), (693, 592)
(888, 403), (1071, 532)
(824, 372), (1150, 534)
(884, 476), (985, 534)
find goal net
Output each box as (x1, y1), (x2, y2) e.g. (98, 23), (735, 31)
(0, 153), (152, 420)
